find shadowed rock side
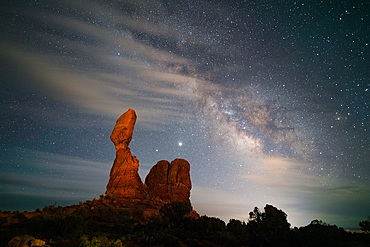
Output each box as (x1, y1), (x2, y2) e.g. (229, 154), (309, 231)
(105, 109), (148, 200)
(168, 159), (192, 203)
(145, 159), (191, 204)
(105, 109), (192, 205)
(145, 160), (171, 202)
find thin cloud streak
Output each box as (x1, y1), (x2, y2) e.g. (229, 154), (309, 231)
(0, 1), (195, 128)
(0, 149), (109, 203)
(1, 41), (193, 127)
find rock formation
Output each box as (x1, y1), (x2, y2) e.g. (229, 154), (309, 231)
(105, 109), (192, 206)
(145, 159), (191, 204)
(167, 159), (192, 203)
(7, 235), (46, 247)
(144, 160), (171, 202)
(105, 109), (147, 200)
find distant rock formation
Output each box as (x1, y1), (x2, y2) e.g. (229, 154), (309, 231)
(145, 159), (191, 204)
(105, 109), (192, 206)
(105, 109), (148, 200)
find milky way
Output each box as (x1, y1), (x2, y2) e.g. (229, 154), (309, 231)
(0, 0), (368, 227)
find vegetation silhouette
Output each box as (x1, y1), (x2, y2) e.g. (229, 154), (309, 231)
(359, 217), (370, 233)
(1, 200), (369, 246)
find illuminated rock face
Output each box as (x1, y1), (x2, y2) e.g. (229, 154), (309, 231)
(110, 109), (137, 151)
(106, 109), (191, 204)
(105, 109), (147, 200)
(145, 159), (191, 204)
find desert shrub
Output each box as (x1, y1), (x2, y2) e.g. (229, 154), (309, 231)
(28, 209), (88, 239)
(94, 204), (119, 223)
(132, 228), (178, 246)
(246, 205), (290, 247)
(79, 235), (123, 247)
(0, 217), (8, 226)
(13, 211), (27, 221)
(119, 209), (131, 219)
(132, 207), (145, 221)
(289, 220), (359, 247)
(359, 217), (370, 233)
(227, 219), (248, 239)
(160, 201), (192, 224)
(198, 216), (226, 233)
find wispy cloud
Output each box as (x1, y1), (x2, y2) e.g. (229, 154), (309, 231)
(0, 149), (109, 203)
(0, 1), (198, 129)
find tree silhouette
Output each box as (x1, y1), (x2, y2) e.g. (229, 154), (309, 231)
(246, 204), (290, 247)
(159, 201), (192, 225)
(249, 207), (263, 223)
(359, 217), (370, 233)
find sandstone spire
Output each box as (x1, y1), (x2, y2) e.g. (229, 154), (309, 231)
(105, 108), (192, 206)
(105, 109), (147, 200)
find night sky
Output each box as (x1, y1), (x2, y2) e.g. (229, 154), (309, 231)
(0, 0), (368, 228)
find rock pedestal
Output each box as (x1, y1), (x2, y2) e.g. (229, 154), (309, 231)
(105, 109), (192, 205)
(105, 109), (147, 199)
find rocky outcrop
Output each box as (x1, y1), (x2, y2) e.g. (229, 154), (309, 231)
(145, 160), (171, 202)
(105, 109), (192, 206)
(105, 109), (147, 200)
(110, 108), (136, 150)
(168, 159), (192, 203)
(145, 159), (191, 204)
(7, 235), (46, 247)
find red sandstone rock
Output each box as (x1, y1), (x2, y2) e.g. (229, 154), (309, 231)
(145, 159), (191, 204)
(168, 159), (191, 203)
(185, 210), (200, 220)
(106, 108), (192, 206)
(106, 148), (147, 199)
(105, 109), (147, 199)
(145, 160), (171, 202)
(110, 108), (136, 151)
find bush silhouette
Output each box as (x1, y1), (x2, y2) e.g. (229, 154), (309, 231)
(160, 201), (192, 224)
(1, 203), (369, 247)
(246, 205), (290, 247)
(359, 217), (370, 233)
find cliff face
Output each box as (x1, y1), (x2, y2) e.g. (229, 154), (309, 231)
(105, 109), (191, 206)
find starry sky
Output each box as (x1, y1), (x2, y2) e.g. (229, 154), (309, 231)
(0, 0), (368, 228)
